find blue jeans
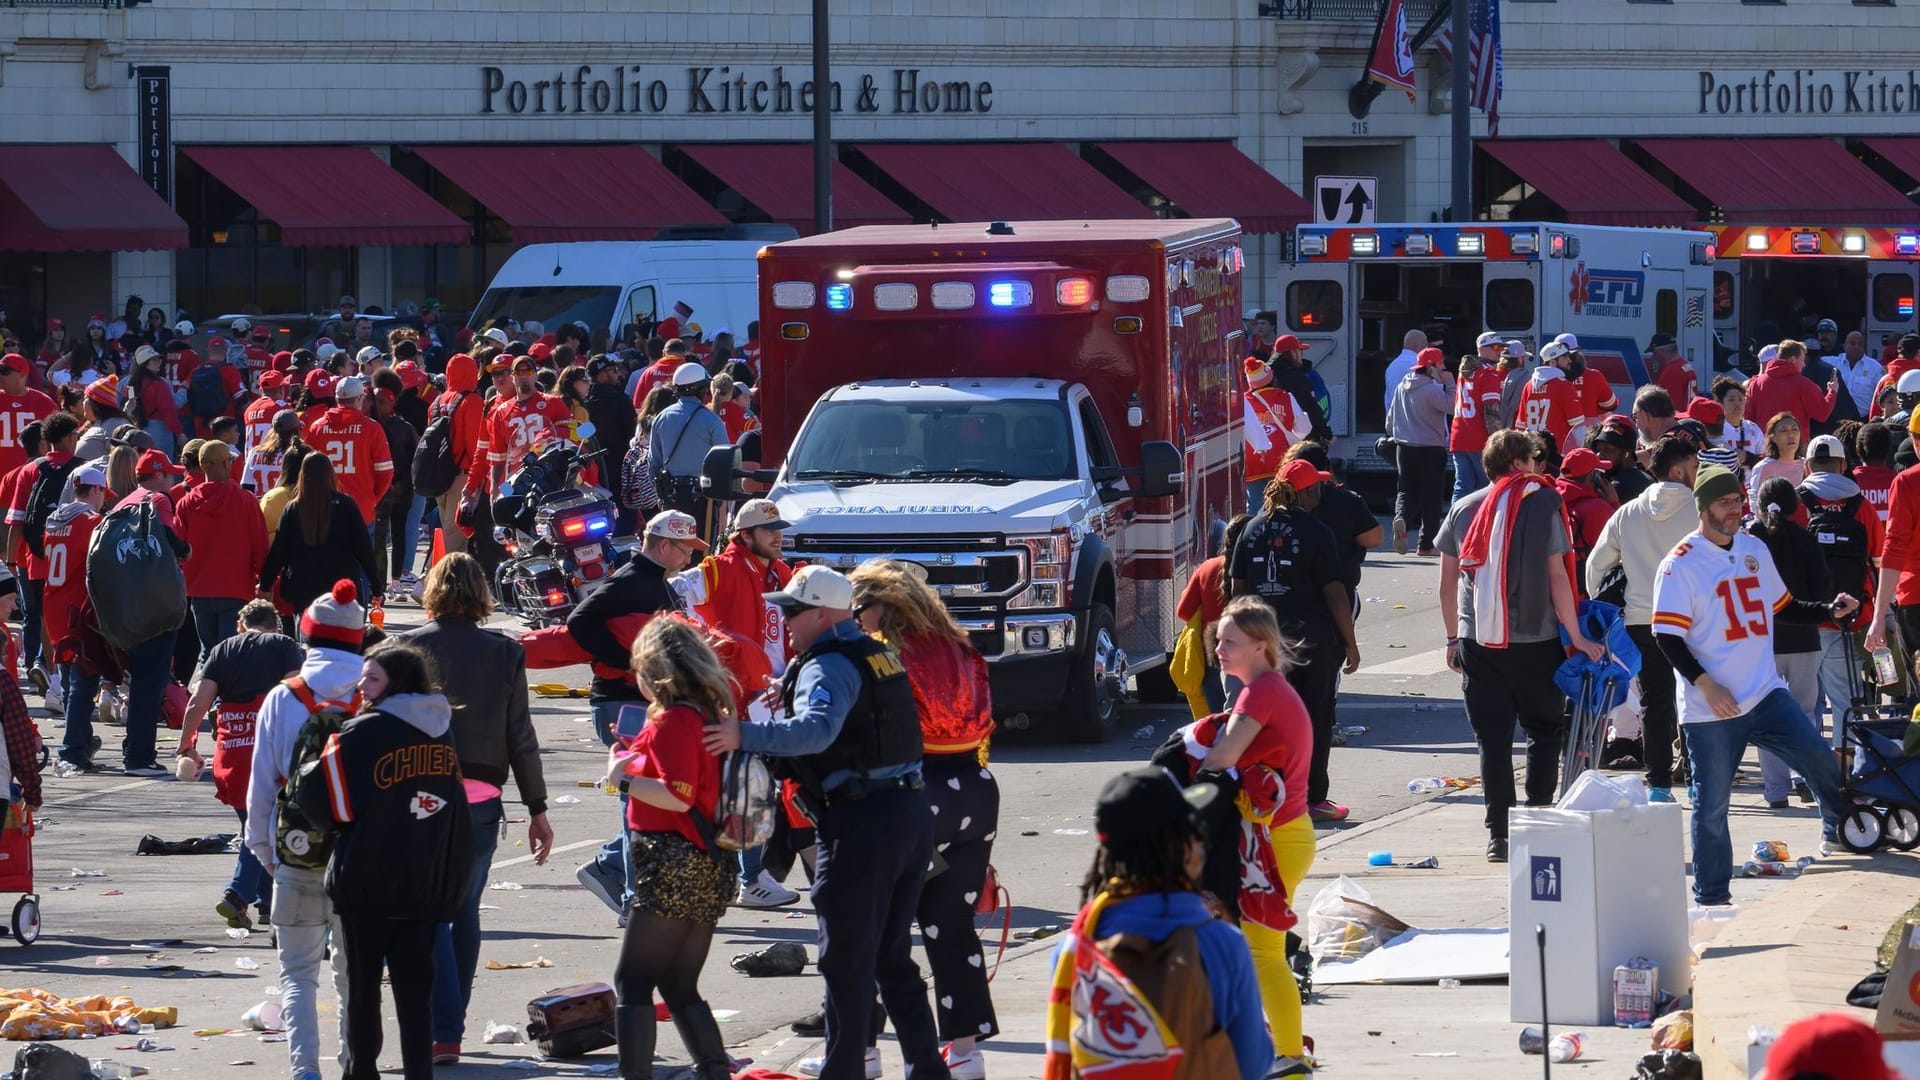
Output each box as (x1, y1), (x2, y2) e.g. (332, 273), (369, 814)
(1760, 651), (1822, 802)
(1684, 688), (1847, 905)
(1450, 449), (1488, 503)
(431, 796), (503, 1044)
(1817, 627), (1861, 750)
(59, 662), (100, 766)
(123, 631), (175, 769)
(396, 493), (427, 579)
(591, 699), (637, 903)
(190, 597), (245, 669)
(227, 807), (273, 908)
(142, 420), (177, 458)
(18, 576), (43, 672)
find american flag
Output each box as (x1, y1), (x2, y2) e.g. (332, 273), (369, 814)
(1685, 293), (1706, 327)
(1433, 0), (1503, 136)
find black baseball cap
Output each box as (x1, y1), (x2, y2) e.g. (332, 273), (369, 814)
(1666, 418), (1712, 451)
(1094, 767), (1217, 848)
(587, 355), (620, 377)
(1648, 333), (1677, 350)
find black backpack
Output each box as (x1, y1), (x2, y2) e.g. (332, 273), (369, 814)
(21, 456), (83, 557)
(1807, 491), (1872, 599)
(276, 677), (360, 871)
(189, 362), (228, 419)
(411, 392), (470, 498)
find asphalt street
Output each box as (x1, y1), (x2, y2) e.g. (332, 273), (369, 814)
(1, 543), (1478, 1078)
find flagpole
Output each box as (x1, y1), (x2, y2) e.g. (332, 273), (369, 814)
(1450, 0), (1471, 221)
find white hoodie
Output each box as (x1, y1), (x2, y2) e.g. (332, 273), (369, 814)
(244, 646), (363, 871)
(1585, 480), (1698, 625)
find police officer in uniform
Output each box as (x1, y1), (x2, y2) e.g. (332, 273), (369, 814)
(705, 565), (949, 1080)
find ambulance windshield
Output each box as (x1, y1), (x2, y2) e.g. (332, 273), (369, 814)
(788, 400), (1076, 483)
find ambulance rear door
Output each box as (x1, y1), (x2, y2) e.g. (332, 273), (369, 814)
(1483, 259), (1541, 360)
(1867, 260), (1920, 351)
(1275, 255), (1353, 439)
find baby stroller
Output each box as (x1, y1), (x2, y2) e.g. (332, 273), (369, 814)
(0, 804), (40, 945)
(1554, 600), (1641, 798)
(1834, 628), (1920, 853)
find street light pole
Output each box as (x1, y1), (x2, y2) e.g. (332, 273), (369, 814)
(812, 0), (832, 234)
(1450, 0), (1471, 222)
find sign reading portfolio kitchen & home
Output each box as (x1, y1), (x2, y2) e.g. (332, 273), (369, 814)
(480, 64), (994, 116)
(1698, 68), (1920, 116)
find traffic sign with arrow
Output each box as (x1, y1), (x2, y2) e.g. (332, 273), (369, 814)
(1314, 175), (1377, 226)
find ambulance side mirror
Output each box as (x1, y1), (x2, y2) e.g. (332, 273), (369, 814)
(1133, 440), (1183, 499)
(700, 445), (743, 501)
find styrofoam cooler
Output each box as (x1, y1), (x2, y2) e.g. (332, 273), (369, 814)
(1508, 802), (1692, 1025)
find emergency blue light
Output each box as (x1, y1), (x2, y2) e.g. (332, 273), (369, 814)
(988, 281), (1033, 308)
(824, 284), (853, 311)
(1901, 297), (1916, 318)
(1898, 234), (1920, 256)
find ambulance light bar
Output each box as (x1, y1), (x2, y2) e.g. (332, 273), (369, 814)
(1509, 232), (1538, 255)
(1297, 234), (1329, 257)
(1350, 234), (1380, 256)
(1790, 231), (1821, 255)
(1901, 296), (1917, 318)
(1842, 232), (1867, 254)
(989, 281), (1034, 308)
(1056, 278), (1094, 306)
(772, 281), (817, 309)
(1746, 232), (1770, 252)
(824, 283), (854, 311)
(1403, 234), (1433, 256)
(1899, 234), (1920, 256)
(930, 282), (976, 310)
(1455, 233), (1485, 256)
(873, 284), (919, 311)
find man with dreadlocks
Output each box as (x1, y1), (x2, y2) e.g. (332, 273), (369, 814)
(1042, 767), (1271, 1080)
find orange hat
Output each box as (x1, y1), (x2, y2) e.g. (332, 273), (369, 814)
(1560, 447), (1603, 479)
(485, 355), (512, 375)
(1279, 458), (1332, 492)
(1244, 355), (1273, 390)
(85, 375), (120, 410)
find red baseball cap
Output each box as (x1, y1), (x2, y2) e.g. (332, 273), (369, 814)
(269, 350), (294, 372)
(1279, 458), (1333, 492)
(0, 353), (28, 377)
(136, 449), (185, 479)
(251, 326), (270, 340)
(207, 336), (229, 352)
(1271, 333), (1303, 353)
(259, 370), (288, 391)
(1685, 396), (1725, 426)
(394, 360), (428, 392)
(304, 369), (334, 398)
(1416, 346), (1446, 369)
(1765, 1013), (1893, 1080)
(528, 341), (553, 362)
(1560, 447), (1603, 479)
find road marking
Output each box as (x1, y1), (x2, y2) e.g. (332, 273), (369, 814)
(1353, 647), (1450, 677)
(492, 836), (603, 870)
(42, 777), (163, 807)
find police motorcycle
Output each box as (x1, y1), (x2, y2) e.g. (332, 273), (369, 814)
(491, 422), (638, 627)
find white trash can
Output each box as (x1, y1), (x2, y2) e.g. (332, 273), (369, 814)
(1508, 801), (1692, 1025)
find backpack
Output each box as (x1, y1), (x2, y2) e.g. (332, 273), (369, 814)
(21, 456), (83, 557)
(274, 677), (362, 871)
(1055, 892), (1240, 1080)
(1807, 491), (1872, 598)
(620, 439), (657, 511)
(85, 497), (186, 650)
(411, 392), (470, 498)
(188, 361), (228, 419)
(712, 751), (775, 853)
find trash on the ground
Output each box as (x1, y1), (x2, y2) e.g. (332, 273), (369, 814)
(1131, 725), (1156, 740)
(488, 882), (525, 891)
(0, 992), (177, 1040)
(1366, 596), (1385, 603)
(574, 779), (598, 788)
(1053, 828), (1088, 836)
(1651, 1009), (1693, 1051)
(224, 928), (249, 940)
(1557, 769), (1649, 811)
(785, 911), (807, 919)
(48, 884), (77, 892)
(1305, 876), (1412, 966)
(526, 982), (617, 1057)
(482, 1021), (524, 1044)
(1635, 1048), (1704, 1080)
(1520, 1026), (1547, 1054)
(712, 1010), (740, 1021)
(478, 904), (500, 911)
(1404, 856), (1440, 869)
(134, 833), (236, 856)
(1548, 1032), (1585, 1062)
(551, 795), (581, 806)
(233, 957), (261, 971)
(192, 1028), (236, 1037)
(1687, 903), (1740, 956)
(728, 942), (808, 977)
(69, 868), (105, 877)
(1316, 925), (1509, 985)
(1019, 830), (1039, 836)
(257, 1035), (286, 1044)
(224, 1060), (254, 1067)
(1028, 924), (1064, 940)
(484, 957), (553, 971)
(93, 956), (112, 966)
(1407, 777), (1447, 794)
(1412, 703), (1444, 712)
(101, 890), (124, 897)
(192, 948), (217, 955)
(88, 1059), (148, 1079)
(1614, 958), (1659, 1026)
(11, 1043), (95, 1079)
(1742, 856), (1816, 878)
(1367, 851), (1393, 866)
(1336, 725), (1368, 736)
(239, 1002), (281, 1031)
(1436, 978), (1461, 989)
(1753, 839), (1791, 862)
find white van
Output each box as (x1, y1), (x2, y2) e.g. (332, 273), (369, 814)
(466, 226), (792, 342)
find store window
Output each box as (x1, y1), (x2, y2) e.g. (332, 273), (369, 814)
(1873, 273), (1917, 322)
(174, 152), (357, 319)
(1486, 279), (1535, 331)
(1655, 290), (1680, 336)
(1286, 280), (1343, 332)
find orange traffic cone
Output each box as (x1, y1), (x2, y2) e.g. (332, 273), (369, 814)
(429, 527), (446, 568)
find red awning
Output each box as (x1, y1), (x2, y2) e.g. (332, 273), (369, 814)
(1476, 139), (1694, 227)
(1633, 138), (1916, 225)
(183, 145), (468, 247)
(0, 145), (186, 252)
(1865, 138), (1920, 190)
(679, 144), (910, 233)
(1094, 142), (1311, 233)
(415, 145), (724, 242)
(857, 143), (1151, 222)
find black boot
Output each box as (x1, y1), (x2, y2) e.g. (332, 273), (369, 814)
(616, 1003), (656, 1080)
(671, 1000), (732, 1080)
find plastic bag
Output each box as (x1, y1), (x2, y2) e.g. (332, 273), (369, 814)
(1650, 1009), (1693, 1051)
(1305, 875), (1411, 965)
(1556, 769), (1649, 811)
(86, 498), (186, 649)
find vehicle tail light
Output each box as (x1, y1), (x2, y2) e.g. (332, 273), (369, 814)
(543, 587), (569, 608)
(1055, 278), (1094, 306)
(780, 322), (809, 340)
(1113, 316), (1144, 335)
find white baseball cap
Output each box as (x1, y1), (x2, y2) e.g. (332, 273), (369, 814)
(173, 320), (195, 335)
(315, 343), (342, 362)
(1503, 340), (1530, 359)
(70, 462), (107, 489)
(1807, 434), (1847, 462)
(729, 498), (791, 533)
(671, 361), (709, 387)
(230, 317), (252, 334)
(645, 510), (710, 551)
(1476, 331), (1503, 349)
(1757, 344), (1781, 364)
(1552, 332), (1581, 351)
(1540, 341), (1570, 363)
(765, 564), (854, 614)
(483, 327), (511, 346)
(335, 375), (367, 400)
(355, 346), (382, 367)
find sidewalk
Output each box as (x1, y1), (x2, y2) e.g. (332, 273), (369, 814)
(747, 770), (1871, 1078)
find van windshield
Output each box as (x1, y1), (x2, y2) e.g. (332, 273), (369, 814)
(467, 286), (619, 334)
(788, 400), (1077, 483)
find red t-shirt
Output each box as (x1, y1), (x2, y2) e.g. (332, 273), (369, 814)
(716, 399), (754, 444)
(243, 395), (281, 453)
(163, 348), (199, 387)
(6, 451), (75, 581)
(482, 394), (572, 479)
(1448, 368), (1504, 454)
(0, 388), (55, 478)
(305, 407), (394, 525)
(1176, 556), (1229, 628)
(621, 703), (721, 847)
(1231, 671), (1313, 827)
(1516, 375), (1582, 453)
(1856, 464), (1896, 525)
(1655, 358), (1698, 404)
(39, 507), (98, 661)
(1575, 369), (1618, 422)
(0, 468), (26, 567)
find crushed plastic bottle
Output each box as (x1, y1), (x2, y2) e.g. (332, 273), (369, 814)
(1132, 725), (1157, 740)
(1548, 1032), (1585, 1063)
(1437, 978), (1461, 989)
(1335, 725), (1368, 737)
(91, 1061), (148, 1078)
(70, 867), (106, 877)
(234, 957), (262, 971)
(551, 795), (581, 806)
(225, 927), (250, 940)
(1407, 777), (1447, 794)
(1519, 1026), (1547, 1055)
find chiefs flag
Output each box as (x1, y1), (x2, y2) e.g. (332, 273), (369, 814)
(1365, 0), (1418, 102)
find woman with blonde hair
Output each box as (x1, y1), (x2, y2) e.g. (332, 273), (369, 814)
(105, 443), (139, 502)
(603, 617), (733, 1080)
(1197, 594), (1316, 1075)
(841, 559), (999, 1076)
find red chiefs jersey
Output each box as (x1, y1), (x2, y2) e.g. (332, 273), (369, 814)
(0, 388), (55, 478)
(1449, 367), (1505, 454)
(305, 406), (393, 524)
(1516, 373), (1583, 454)
(481, 393), (571, 481)
(1243, 386), (1302, 484)
(243, 395), (282, 453)
(1574, 369), (1618, 422)
(163, 348), (199, 387)
(40, 507), (99, 664)
(689, 539), (794, 675)
(7, 451), (75, 581)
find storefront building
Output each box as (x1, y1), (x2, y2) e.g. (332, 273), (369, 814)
(0, 0), (1917, 345)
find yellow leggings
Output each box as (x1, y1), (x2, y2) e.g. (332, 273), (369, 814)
(1244, 813), (1318, 1058)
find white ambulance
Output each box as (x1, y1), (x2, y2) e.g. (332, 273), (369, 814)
(1704, 226), (1920, 364)
(1276, 222), (1716, 470)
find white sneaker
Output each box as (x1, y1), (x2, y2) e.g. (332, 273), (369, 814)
(43, 668), (63, 703)
(795, 1048), (881, 1078)
(734, 870), (801, 908)
(943, 1044), (987, 1079)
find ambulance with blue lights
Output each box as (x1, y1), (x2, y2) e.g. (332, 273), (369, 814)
(1277, 222), (1715, 470)
(1704, 226), (1920, 364)
(703, 219), (1243, 741)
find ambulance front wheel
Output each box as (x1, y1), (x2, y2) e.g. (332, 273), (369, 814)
(1064, 604), (1123, 744)
(11, 896), (40, 945)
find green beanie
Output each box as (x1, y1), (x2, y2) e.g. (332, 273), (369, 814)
(1694, 464), (1740, 512)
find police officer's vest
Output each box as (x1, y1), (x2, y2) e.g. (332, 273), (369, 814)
(777, 631), (921, 798)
